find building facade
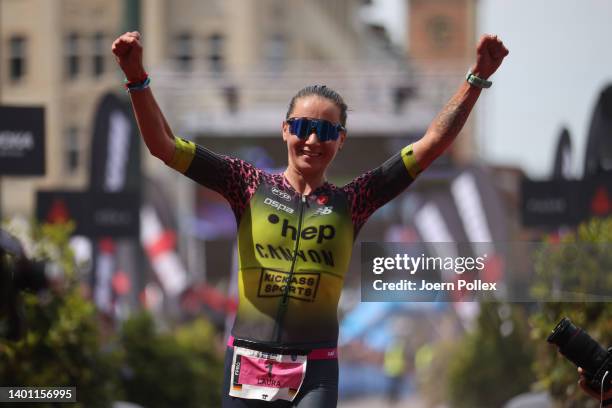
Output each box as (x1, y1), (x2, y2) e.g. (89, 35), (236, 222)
(1, 0), (431, 217)
(1, 0), (123, 215)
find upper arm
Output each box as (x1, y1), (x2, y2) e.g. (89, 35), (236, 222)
(411, 137), (435, 172)
(344, 144), (421, 233)
(167, 137), (261, 219)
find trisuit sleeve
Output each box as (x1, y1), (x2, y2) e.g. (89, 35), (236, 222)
(343, 144), (421, 235)
(167, 137), (262, 221)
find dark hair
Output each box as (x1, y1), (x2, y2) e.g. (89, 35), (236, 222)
(286, 85), (348, 127)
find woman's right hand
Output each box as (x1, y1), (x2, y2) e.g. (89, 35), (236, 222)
(111, 31), (147, 82)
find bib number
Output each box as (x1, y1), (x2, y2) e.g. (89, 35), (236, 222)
(229, 346), (307, 402)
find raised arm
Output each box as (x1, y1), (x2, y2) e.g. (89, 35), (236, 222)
(111, 31), (174, 163)
(412, 34), (509, 170)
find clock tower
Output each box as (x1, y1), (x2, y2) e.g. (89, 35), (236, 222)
(407, 0), (478, 163)
(408, 0), (476, 72)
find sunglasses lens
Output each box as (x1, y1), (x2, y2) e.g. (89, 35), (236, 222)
(289, 118), (306, 139)
(288, 118), (341, 141)
(319, 121), (333, 142)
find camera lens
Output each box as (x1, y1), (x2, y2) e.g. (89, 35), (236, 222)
(547, 317), (609, 375)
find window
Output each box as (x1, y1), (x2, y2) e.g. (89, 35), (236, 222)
(65, 33), (80, 79)
(65, 127), (80, 174)
(92, 32), (105, 77)
(175, 32), (193, 71)
(9, 36), (26, 81)
(208, 33), (224, 74)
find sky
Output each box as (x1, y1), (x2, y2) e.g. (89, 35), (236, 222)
(476, 0), (612, 178)
(360, 0), (407, 49)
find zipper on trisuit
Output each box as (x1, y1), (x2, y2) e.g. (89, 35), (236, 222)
(273, 194), (307, 343)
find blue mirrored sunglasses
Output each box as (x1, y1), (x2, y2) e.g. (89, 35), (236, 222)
(286, 118), (345, 142)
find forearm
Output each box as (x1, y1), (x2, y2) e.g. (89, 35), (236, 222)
(413, 80), (481, 170)
(128, 87), (175, 163)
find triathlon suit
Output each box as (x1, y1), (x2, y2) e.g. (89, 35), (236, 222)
(168, 137), (421, 407)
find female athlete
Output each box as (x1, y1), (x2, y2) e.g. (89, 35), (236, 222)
(112, 31), (508, 407)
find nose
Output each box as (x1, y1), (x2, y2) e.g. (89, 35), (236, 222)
(305, 131), (319, 144)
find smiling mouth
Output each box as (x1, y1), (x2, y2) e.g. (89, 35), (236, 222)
(300, 150), (321, 157)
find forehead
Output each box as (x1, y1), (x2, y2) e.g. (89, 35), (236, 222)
(290, 96), (341, 123)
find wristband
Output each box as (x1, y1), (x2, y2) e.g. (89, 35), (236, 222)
(124, 73), (150, 93)
(466, 70), (492, 89)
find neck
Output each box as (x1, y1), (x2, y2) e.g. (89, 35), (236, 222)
(283, 166), (326, 195)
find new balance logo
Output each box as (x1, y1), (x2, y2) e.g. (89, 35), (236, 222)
(314, 206), (333, 216)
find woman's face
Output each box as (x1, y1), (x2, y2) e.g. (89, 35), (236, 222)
(282, 96), (346, 177)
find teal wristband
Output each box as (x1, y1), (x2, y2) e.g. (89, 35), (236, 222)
(466, 70), (492, 89)
(124, 75), (150, 93)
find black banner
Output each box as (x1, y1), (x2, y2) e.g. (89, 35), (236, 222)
(521, 175), (612, 227)
(89, 93), (141, 193)
(0, 106), (45, 175)
(36, 191), (140, 238)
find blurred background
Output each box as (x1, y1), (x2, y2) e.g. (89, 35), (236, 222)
(0, 0), (611, 407)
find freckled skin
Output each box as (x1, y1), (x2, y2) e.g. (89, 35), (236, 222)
(282, 96), (346, 190)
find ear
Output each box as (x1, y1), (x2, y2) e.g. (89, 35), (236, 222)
(338, 130), (347, 150)
(282, 121), (290, 142)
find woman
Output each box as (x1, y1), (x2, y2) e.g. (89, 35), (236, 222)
(112, 31), (508, 407)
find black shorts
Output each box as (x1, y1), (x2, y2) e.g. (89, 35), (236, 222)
(221, 346), (339, 408)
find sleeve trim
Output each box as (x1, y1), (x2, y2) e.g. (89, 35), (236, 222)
(168, 137), (196, 173)
(401, 144), (421, 179)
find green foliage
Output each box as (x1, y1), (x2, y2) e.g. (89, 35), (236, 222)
(446, 302), (536, 408)
(0, 222), (225, 407)
(531, 218), (612, 302)
(120, 313), (223, 408)
(530, 217), (612, 408)
(0, 222), (120, 408)
(415, 338), (458, 406)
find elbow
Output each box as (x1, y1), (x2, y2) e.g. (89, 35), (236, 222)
(147, 138), (175, 165)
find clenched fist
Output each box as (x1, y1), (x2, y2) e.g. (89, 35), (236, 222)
(471, 34), (509, 80)
(111, 31), (146, 82)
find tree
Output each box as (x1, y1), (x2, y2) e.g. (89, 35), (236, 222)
(0, 222), (120, 408)
(0, 222), (225, 407)
(446, 302), (536, 408)
(530, 217), (612, 408)
(119, 313), (224, 408)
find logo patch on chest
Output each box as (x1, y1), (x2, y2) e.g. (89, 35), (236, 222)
(271, 187), (292, 202)
(267, 215), (335, 243)
(264, 197), (295, 214)
(313, 206), (333, 216)
(257, 269), (320, 302)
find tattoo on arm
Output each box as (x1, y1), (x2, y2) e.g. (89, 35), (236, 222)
(415, 83), (480, 169)
(434, 98), (470, 139)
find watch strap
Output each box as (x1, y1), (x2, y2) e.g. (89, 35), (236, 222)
(466, 70), (492, 89)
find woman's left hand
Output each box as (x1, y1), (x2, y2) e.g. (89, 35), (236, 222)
(470, 34), (509, 80)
